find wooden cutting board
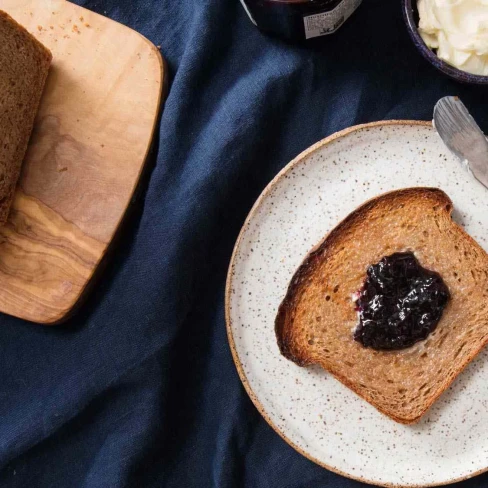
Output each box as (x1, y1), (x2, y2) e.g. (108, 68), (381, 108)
(0, 0), (165, 323)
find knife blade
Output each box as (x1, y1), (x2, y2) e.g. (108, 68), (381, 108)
(433, 96), (488, 189)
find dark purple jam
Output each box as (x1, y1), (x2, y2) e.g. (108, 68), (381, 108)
(353, 252), (450, 351)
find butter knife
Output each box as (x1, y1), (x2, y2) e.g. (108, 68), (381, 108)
(433, 96), (488, 188)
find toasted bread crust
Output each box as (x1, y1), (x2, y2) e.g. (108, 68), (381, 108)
(275, 187), (488, 423)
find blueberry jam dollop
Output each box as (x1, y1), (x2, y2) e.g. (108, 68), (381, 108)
(353, 252), (450, 351)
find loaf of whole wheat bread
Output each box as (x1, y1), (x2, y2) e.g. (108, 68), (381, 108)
(0, 10), (52, 224)
(275, 188), (488, 424)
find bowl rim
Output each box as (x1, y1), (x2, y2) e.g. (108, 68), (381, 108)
(402, 0), (488, 85)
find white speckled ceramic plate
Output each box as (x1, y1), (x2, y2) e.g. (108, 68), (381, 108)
(226, 121), (488, 487)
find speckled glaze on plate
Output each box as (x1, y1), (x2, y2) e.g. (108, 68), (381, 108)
(226, 121), (488, 487)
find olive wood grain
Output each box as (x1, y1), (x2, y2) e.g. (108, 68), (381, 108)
(0, 0), (165, 323)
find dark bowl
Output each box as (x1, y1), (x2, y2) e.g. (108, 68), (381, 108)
(402, 0), (488, 84)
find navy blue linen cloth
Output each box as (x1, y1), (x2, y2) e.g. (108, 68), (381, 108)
(1, 1), (488, 487)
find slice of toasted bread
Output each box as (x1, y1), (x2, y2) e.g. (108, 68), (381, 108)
(275, 188), (488, 424)
(0, 10), (52, 224)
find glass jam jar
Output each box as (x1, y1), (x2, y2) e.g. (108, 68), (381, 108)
(240, 0), (362, 41)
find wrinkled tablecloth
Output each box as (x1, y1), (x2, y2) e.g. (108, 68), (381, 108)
(1, 0), (487, 486)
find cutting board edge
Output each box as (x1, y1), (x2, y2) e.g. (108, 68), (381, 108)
(40, 53), (167, 326)
(0, 1), (167, 325)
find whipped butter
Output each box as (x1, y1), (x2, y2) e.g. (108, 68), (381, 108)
(418, 0), (488, 75)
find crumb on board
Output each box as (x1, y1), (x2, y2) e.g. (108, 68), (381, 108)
(157, 45), (161, 49)
(72, 24), (80, 34)
(58, 167), (68, 173)
(85, 23), (91, 28)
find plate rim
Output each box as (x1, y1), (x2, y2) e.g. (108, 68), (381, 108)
(225, 119), (488, 488)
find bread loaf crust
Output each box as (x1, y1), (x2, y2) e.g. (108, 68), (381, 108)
(0, 10), (52, 223)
